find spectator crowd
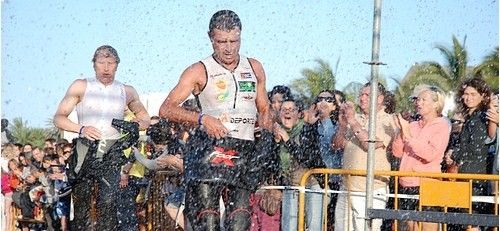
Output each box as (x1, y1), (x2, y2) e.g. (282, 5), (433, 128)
(1, 76), (498, 231)
(2, 8), (499, 231)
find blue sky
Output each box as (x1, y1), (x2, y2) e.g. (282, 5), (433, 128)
(1, 0), (498, 128)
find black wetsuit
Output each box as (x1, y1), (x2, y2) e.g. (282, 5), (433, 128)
(68, 120), (138, 231)
(183, 128), (274, 231)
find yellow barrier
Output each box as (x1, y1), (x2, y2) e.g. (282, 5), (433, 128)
(297, 169), (499, 231)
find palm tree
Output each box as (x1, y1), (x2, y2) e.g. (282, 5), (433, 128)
(11, 117), (50, 147)
(473, 47), (499, 91)
(341, 75), (388, 103)
(393, 35), (470, 113)
(45, 117), (62, 139)
(290, 58), (337, 104)
(342, 81), (363, 102)
(392, 64), (453, 113)
(425, 35), (470, 90)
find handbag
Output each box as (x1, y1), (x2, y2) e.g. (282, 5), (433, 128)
(259, 189), (282, 216)
(445, 161), (459, 182)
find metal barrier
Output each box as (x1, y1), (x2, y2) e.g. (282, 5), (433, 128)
(146, 170), (183, 231)
(89, 170), (181, 231)
(297, 168), (499, 231)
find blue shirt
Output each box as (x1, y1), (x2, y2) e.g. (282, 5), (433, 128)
(317, 118), (342, 169)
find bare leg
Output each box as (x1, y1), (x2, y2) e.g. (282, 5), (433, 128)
(406, 221), (439, 231)
(465, 226), (480, 231)
(60, 216), (68, 231)
(421, 222), (438, 231)
(406, 220), (418, 231)
(166, 205), (185, 230)
(4, 197), (13, 231)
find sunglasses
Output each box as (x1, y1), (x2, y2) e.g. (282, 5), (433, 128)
(63, 150), (71, 154)
(316, 96), (335, 103)
(450, 119), (464, 125)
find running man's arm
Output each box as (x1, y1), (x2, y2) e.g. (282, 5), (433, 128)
(125, 85), (150, 130)
(53, 79), (86, 133)
(159, 63), (228, 139)
(159, 63), (202, 125)
(249, 58), (272, 131)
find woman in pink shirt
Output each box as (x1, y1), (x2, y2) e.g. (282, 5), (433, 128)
(392, 85), (450, 231)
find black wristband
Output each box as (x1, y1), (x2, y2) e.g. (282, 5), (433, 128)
(198, 113), (205, 125)
(78, 126), (85, 137)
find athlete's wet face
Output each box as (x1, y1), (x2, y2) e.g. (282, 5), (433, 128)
(93, 55), (118, 86)
(210, 28), (241, 68)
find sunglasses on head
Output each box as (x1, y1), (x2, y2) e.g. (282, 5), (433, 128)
(316, 96), (335, 103)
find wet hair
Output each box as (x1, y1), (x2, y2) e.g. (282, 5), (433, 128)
(209, 10), (242, 35)
(92, 45), (120, 64)
(268, 85), (292, 101)
(146, 119), (175, 145)
(456, 77), (492, 114)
